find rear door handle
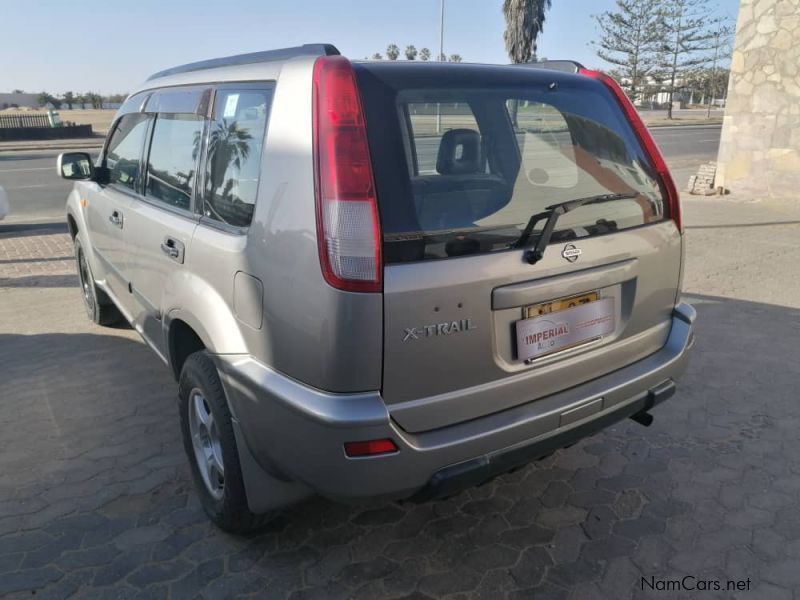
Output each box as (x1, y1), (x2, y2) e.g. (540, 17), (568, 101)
(160, 236), (185, 264)
(108, 210), (123, 228)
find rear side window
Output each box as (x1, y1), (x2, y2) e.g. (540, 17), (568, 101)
(357, 68), (667, 263)
(202, 86), (274, 227)
(105, 113), (151, 191)
(145, 114), (205, 211)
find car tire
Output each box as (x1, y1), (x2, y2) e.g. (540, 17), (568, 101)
(74, 237), (121, 326)
(178, 350), (268, 534)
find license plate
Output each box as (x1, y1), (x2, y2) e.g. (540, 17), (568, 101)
(516, 296), (615, 361)
(526, 291), (599, 318)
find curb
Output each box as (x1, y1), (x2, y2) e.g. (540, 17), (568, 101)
(0, 139), (104, 153)
(646, 123), (723, 130)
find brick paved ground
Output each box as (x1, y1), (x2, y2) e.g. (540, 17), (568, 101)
(1, 197), (799, 600)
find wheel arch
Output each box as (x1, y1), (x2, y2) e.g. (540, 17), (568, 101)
(168, 318), (207, 380)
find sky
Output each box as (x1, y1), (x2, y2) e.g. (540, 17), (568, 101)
(2, 0), (740, 95)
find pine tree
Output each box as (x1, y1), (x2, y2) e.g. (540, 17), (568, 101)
(658, 0), (718, 118)
(592, 0), (663, 104)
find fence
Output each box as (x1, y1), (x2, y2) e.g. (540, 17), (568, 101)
(0, 114), (52, 129)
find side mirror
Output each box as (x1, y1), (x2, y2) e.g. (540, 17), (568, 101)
(57, 152), (94, 181)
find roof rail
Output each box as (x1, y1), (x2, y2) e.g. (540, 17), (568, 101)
(147, 43), (341, 81)
(510, 60), (585, 74)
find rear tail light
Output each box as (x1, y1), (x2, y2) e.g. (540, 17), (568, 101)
(579, 68), (682, 232)
(344, 438), (398, 457)
(312, 56), (382, 292)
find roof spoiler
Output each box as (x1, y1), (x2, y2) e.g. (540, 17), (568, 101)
(510, 60), (585, 74)
(147, 43), (341, 81)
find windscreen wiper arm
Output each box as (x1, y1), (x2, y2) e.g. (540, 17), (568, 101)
(513, 192), (639, 265)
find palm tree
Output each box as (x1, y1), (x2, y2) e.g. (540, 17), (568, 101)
(448, 54), (463, 63)
(503, 0), (552, 126)
(502, 0), (552, 64)
(63, 91), (75, 110)
(204, 119), (253, 203)
(419, 47), (431, 61)
(371, 52), (383, 60)
(386, 44), (400, 60)
(405, 45), (418, 60)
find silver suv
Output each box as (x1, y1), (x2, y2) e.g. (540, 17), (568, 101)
(59, 44), (695, 533)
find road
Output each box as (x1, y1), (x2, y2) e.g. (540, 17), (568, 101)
(0, 150), (98, 225)
(0, 125), (720, 226)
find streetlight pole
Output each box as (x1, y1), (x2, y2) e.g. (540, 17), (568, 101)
(707, 27), (721, 119)
(436, 0), (444, 134)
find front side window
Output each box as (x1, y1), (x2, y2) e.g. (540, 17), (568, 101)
(105, 113), (151, 190)
(202, 87), (273, 227)
(145, 114), (205, 211)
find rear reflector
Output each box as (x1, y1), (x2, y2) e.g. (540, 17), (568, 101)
(313, 56), (382, 292)
(579, 68), (682, 232)
(344, 439), (398, 457)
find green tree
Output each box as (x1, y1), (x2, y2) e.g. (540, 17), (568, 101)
(405, 45), (418, 60)
(448, 54), (463, 63)
(419, 47), (431, 61)
(386, 43), (400, 60)
(63, 91), (76, 110)
(703, 18), (733, 116)
(502, 0), (553, 64)
(12, 89), (24, 94)
(371, 52), (383, 60)
(659, 0), (719, 119)
(37, 92), (62, 109)
(592, 0), (663, 104)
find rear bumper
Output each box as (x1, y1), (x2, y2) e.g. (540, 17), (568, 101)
(215, 302), (695, 507)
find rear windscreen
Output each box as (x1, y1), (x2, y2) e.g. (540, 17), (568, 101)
(356, 65), (667, 263)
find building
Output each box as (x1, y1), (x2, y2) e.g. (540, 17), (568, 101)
(0, 93), (40, 109)
(715, 0), (800, 199)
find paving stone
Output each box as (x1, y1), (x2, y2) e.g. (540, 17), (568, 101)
(0, 530), (53, 554)
(0, 566), (64, 595)
(536, 506), (587, 529)
(581, 505), (616, 540)
(418, 566), (482, 596)
(127, 559), (192, 588)
(351, 505), (405, 526)
(168, 558), (226, 598)
(613, 516), (666, 540)
(613, 489), (647, 520)
(498, 523), (555, 549)
(54, 545), (119, 569)
(539, 481), (570, 509)
(509, 546), (553, 587)
(92, 549), (152, 586)
(334, 556), (398, 588)
(549, 525), (589, 564)
(464, 543), (520, 570)
(581, 534), (637, 562)
(547, 558), (604, 587)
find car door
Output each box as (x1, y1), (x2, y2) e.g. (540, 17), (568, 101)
(85, 112), (151, 308)
(121, 88), (207, 359)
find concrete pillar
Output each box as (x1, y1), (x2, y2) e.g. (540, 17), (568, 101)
(716, 0), (800, 199)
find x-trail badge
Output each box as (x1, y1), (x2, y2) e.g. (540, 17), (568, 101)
(561, 244), (582, 262)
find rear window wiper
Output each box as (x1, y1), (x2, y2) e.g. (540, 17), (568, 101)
(512, 192), (639, 264)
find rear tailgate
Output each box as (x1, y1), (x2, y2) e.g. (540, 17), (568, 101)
(356, 63), (682, 433)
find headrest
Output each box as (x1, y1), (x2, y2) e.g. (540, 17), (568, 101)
(436, 128), (483, 175)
